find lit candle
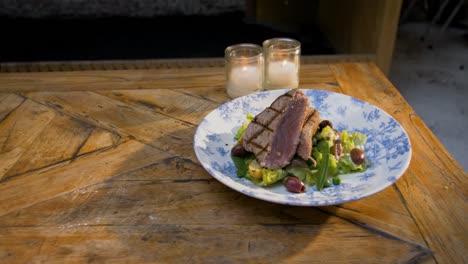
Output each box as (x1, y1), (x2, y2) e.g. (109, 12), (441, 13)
(224, 43), (264, 99)
(262, 38), (301, 90)
(226, 65), (262, 99)
(266, 60), (299, 89)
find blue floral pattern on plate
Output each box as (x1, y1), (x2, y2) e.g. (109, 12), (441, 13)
(193, 89), (412, 206)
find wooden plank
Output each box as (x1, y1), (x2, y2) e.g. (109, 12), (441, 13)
(0, 93), (24, 122)
(317, 0), (402, 74)
(0, 56), (370, 74)
(331, 62), (467, 264)
(0, 68), (225, 92)
(0, 99), (56, 180)
(0, 220), (431, 263)
(176, 83), (341, 105)
(0, 140), (172, 217)
(0, 154), (427, 253)
(3, 114), (94, 180)
(300, 64), (337, 86)
(0, 59), (362, 93)
(97, 89), (219, 125)
(25, 91), (197, 160)
(0, 174), (331, 228)
(77, 127), (123, 156)
(0, 156), (209, 227)
(175, 86), (230, 104)
(299, 64), (344, 94)
(321, 185), (426, 246)
(0, 153), (432, 262)
(373, 0), (403, 75)
(173, 64), (339, 103)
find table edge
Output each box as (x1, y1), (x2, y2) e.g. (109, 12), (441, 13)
(0, 54), (374, 73)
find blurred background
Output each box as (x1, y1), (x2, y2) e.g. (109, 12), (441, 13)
(0, 0), (467, 171)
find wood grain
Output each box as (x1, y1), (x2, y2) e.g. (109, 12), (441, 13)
(97, 89), (219, 125)
(0, 140), (171, 217)
(25, 91), (197, 160)
(77, 127), (123, 156)
(317, 0), (402, 74)
(0, 152), (430, 263)
(0, 93), (24, 122)
(0, 222), (431, 264)
(1, 63), (338, 93)
(331, 62), (467, 264)
(321, 185), (426, 246)
(0, 99), (56, 180)
(3, 114), (94, 180)
(0, 68), (225, 92)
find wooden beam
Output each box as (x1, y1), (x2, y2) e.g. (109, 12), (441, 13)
(317, 0), (402, 75)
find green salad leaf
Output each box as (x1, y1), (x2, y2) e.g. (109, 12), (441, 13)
(244, 167), (288, 187)
(232, 154), (254, 177)
(234, 113), (254, 140)
(341, 130), (368, 153)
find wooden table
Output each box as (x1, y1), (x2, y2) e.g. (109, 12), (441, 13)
(0, 58), (466, 263)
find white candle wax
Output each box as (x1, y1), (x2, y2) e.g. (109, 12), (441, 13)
(226, 66), (262, 98)
(266, 60), (299, 89)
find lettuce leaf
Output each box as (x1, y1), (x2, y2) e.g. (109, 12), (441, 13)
(316, 125), (335, 145)
(341, 130), (368, 153)
(257, 169), (288, 186)
(234, 113), (254, 140)
(232, 154), (254, 177)
(286, 167), (317, 182)
(337, 154), (370, 174)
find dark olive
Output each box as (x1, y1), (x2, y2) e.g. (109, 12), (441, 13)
(284, 177), (306, 193)
(231, 144), (247, 156)
(318, 120), (333, 131)
(351, 148), (366, 165)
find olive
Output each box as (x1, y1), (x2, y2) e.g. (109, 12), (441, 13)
(231, 144), (247, 156)
(351, 148), (366, 165)
(318, 120), (333, 131)
(284, 177), (306, 193)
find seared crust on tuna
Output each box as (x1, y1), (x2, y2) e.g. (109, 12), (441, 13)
(242, 90), (295, 164)
(242, 89), (320, 169)
(297, 109), (320, 164)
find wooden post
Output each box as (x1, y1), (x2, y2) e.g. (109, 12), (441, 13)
(255, 0), (403, 75)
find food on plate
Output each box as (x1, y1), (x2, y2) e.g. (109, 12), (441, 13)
(284, 176), (306, 193)
(231, 89), (370, 193)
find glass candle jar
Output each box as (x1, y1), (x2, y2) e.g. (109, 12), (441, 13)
(263, 38), (301, 90)
(225, 43), (264, 99)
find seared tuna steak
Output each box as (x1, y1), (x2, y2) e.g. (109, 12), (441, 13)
(297, 108), (320, 162)
(242, 89), (320, 170)
(242, 90), (295, 164)
(262, 90), (310, 169)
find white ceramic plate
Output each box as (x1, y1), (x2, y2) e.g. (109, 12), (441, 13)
(194, 89), (412, 206)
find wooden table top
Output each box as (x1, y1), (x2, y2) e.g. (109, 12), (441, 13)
(0, 58), (466, 263)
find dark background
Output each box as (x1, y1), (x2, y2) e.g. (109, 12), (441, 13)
(0, 11), (335, 62)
